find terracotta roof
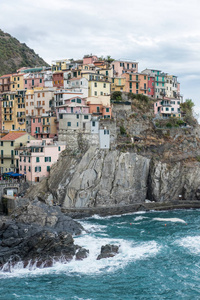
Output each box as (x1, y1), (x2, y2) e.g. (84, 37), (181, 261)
(0, 74), (12, 78)
(0, 131), (27, 141)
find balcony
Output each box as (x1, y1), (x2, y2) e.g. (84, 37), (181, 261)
(34, 104), (43, 109)
(4, 119), (13, 122)
(43, 123), (50, 126)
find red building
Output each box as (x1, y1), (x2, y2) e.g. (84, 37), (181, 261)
(0, 74), (11, 93)
(147, 76), (155, 98)
(53, 72), (64, 89)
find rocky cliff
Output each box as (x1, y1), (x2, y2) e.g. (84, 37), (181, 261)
(26, 102), (200, 211)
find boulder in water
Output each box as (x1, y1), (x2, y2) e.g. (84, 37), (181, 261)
(97, 244), (119, 260)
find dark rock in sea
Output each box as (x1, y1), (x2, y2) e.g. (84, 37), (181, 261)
(97, 244), (119, 260)
(75, 247), (89, 260)
(0, 200), (88, 269)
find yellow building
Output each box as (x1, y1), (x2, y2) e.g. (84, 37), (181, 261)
(10, 73), (24, 92)
(51, 59), (71, 72)
(0, 131), (35, 173)
(82, 73), (110, 97)
(1, 90), (26, 131)
(111, 77), (126, 92)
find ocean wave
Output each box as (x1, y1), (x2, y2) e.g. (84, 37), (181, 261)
(176, 236), (200, 254)
(0, 235), (161, 278)
(134, 216), (149, 221)
(153, 217), (186, 224)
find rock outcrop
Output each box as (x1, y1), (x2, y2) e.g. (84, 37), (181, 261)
(0, 201), (87, 269)
(97, 244), (119, 260)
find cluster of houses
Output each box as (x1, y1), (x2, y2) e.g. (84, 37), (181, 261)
(0, 54), (183, 183)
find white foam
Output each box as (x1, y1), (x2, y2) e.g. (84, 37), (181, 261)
(0, 234), (161, 278)
(134, 216), (149, 221)
(153, 217), (186, 224)
(177, 236), (200, 254)
(79, 221), (107, 233)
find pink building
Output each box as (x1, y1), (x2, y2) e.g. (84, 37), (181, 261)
(154, 98), (181, 118)
(56, 96), (89, 117)
(83, 55), (98, 65)
(24, 73), (45, 89)
(31, 114), (57, 139)
(16, 139), (66, 183)
(111, 60), (138, 77)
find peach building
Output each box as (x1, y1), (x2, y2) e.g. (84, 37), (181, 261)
(87, 96), (112, 118)
(122, 73), (148, 95)
(16, 139), (66, 183)
(25, 88), (55, 116)
(83, 55), (98, 65)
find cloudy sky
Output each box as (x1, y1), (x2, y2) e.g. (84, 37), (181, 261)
(1, 0), (200, 116)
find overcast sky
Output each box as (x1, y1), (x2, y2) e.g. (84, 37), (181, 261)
(1, 0), (200, 117)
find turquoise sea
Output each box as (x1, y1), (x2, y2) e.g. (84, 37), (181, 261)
(0, 209), (200, 299)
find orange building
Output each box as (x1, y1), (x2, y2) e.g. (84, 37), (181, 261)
(122, 73), (148, 95)
(87, 96), (112, 119)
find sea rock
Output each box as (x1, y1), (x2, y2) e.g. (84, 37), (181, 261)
(0, 220), (86, 267)
(0, 200), (87, 269)
(97, 244), (119, 260)
(11, 199), (84, 235)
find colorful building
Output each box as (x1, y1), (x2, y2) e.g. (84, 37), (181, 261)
(16, 139), (66, 183)
(111, 60), (138, 77)
(10, 73), (24, 91)
(1, 90), (26, 131)
(154, 98), (181, 118)
(0, 131), (35, 174)
(52, 72), (64, 89)
(87, 96), (112, 118)
(31, 114), (57, 139)
(122, 73), (148, 94)
(25, 88), (55, 117)
(111, 77), (126, 92)
(24, 73), (45, 89)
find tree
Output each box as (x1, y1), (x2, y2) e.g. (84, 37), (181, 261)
(180, 99), (195, 114)
(111, 91), (122, 101)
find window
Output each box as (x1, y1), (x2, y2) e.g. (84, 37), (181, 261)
(40, 79), (42, 83)
(77, 98), (81, 103)
(144, 76), (146, 80)
(45, 157), (51, 162)
(67, 122), (71, 126)
(38, 118), (41, 123)
(94, 91), (97, 96)
(47, 166), (50, 172)
(97, 107), (100, 113)
(76, 114), (79, 119)
(103, 83), (106, 88)
(84, 115), (88, 119)
(28, 166), (31, 172)
(33, 119), (35, 123)
(77, 122), (79, 127)
(24, 166), (26, 171)
(35, 166), (41, 172)
(58, 146), (61, 151)
(1, 159), (3, 164)
(28, 157), (31, 163)
(106, 108), (109, 113)
(92, 121), (95, 127)
(15, 150), (18, 155)
(1, 142), (3, 146)
(94, 82), (97, 87)
(11, 141), (14, 146)
(36, 157), (40, 162)
(38, 93), (40, 98)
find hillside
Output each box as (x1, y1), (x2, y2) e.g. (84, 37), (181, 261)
(0, 29), (49, 76)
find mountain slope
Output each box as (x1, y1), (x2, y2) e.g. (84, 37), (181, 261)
(0, 29), (49, 76)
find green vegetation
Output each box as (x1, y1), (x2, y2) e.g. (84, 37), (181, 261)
(111, 91), (122, 101)
(155, 117), (186, 129)
(120, 125), (126, 135)
(0, 29), (49, 76)
(180, 99), (197, 126)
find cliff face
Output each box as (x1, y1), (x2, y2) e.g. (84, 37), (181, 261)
(27, 144), (200, 208)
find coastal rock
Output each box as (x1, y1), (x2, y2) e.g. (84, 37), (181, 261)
(97, 244), (119, 260)
(0, 220), (86, 267)
(0, 200), (88, 269)
(11, 199), (83, 235)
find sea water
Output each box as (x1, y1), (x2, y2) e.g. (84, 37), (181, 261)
(0, 209), (200, 299)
